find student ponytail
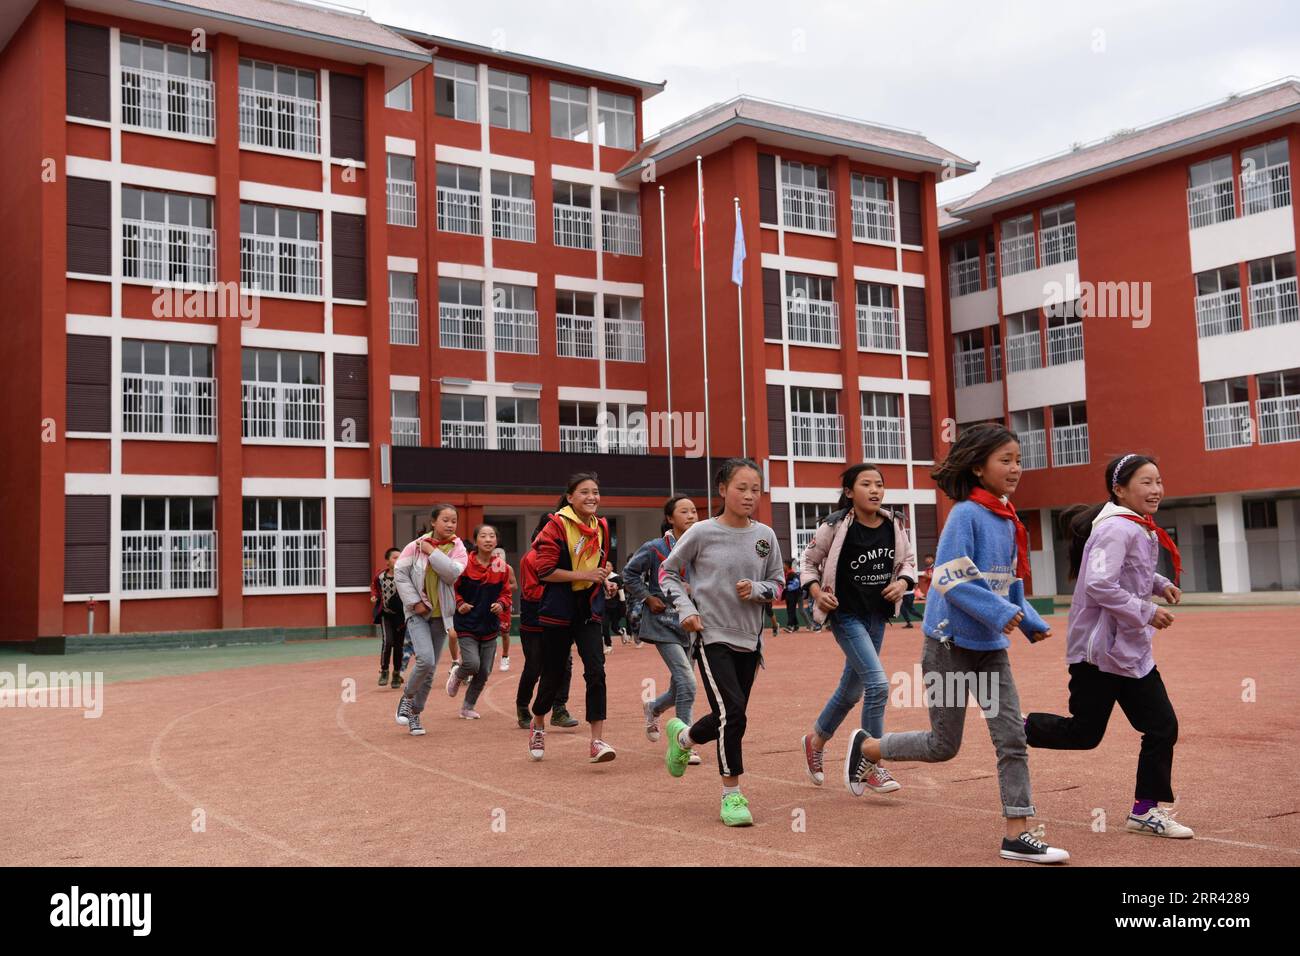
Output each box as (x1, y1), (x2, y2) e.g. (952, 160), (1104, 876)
(1063, 453), (1158, 579)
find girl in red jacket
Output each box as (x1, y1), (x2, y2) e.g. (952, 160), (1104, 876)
(446, 525), (513, 720)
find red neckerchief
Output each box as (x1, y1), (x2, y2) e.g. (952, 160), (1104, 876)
(1118, 513), (1182, 586)
(968, 487), (1033, 591)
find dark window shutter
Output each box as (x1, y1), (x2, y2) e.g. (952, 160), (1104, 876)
(914, 504), (938, 563)
(67, 334), (111, 432)
(762, 268), (783, 339)
(334, 353), (369, 442)
(758, 153), (778, 225)
(66, 22), (110, 121)
(65, 495), (110, 594)
(903, 286), (928, 353)
(766, 384), (787, 457)
(67, 177), (110, 275)
(898, 179), (923, 246)
(329, 72), (365, 161)
(909, 394), (934, 462)
(332, 212), (366, 300)
(769, 502), (791, 559)
(334, 497), (372, 587)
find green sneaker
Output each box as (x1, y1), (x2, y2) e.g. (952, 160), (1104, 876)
(720, 792), (753, 827)
(664, 717), (691, 778)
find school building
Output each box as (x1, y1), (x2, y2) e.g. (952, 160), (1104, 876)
(939, 79), (1300, 596)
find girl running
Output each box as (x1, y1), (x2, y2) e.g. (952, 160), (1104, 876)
(798, 463), (917, 791)
(371, 547), (405, 688)
(527, 473), (615, 763)
(840, 423), (1070, 863)
(659, 458), (785, 827)
(393, 504), (468, 737)
(446, 525), (513, 720)
(1026, 454), (1190, 838)
(623, 495), (702, 765)
(514, 530), (576, 729)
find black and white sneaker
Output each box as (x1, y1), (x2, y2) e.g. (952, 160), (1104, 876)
(407, 712), (426, 736)
(844, 728), (875, 797)
(1000, 825), (1070, 864)
(395, 694), (413, 726)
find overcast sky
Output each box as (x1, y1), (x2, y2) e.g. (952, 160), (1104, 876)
(366, 0), (1300, 201)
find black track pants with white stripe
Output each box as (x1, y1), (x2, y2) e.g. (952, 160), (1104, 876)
(690, 642), (760, 777)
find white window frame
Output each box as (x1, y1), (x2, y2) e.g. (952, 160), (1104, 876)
(237, 58), (319, 155)
(242, 497), (326, 591)
(488, 69), (530, 131)
(122, 339), (217, 438)
(434, 59), (478, 123)
(121, 496), (217, 594)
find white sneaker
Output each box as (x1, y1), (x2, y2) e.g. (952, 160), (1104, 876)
(499, 656), (511, 672)
(1126, 806), (1194, 839)
(688, 749), (702, 765)
(1000, 825), (1070, 864)
(643, 701), (661, 742)
(603, 644), (612, 655)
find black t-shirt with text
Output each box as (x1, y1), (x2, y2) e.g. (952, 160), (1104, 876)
(834, 516), (895, 618)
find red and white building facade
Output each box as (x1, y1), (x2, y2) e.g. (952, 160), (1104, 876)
(939, 80), (1300, 595)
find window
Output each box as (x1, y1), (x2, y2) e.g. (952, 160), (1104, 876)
(436, 163), (482, 235)
(242, 498), (325, 589)
(1203, 377), (1252, 451)
(999, 214), (1035, 276)
(490, 171), (536, 242)
(550, 82), (590, 141)
(119, 35), (212, 137)
(385, 77), (412, 111)
(1256, 367), (1300, 445)
(1194, 265), (1243, 337)
(496, 397), (541, 450)
(386, 153), (417, 227)
(488, 69), (529, 131)
(1247, 252), (1299, 328)
(239, 202), (321, 296)
(785, 273), (839, 345)
(121, 187), (214, 286)
(1241, 139), (1291, 215)
(948, 238), (981, 297)
(855, 282), (899, 350)
(240, 348), (324, 441)
(1188, 155), (1235, 228)
(438, 278), (485, 351)
(1045, 299), (1084, 365)
(952, 329), (988, 388)
(493, 283), (539, 354)
(388, 272), (418, 346)
(789, 387), (844, 459)
(781, 160), (834, 233)
(559, 400), (600, 452)
(553, 181), (594, 250)
(597, 90), (635, 148)
(851, 173), (894, 242)
(122, 340), (215, 437)
(601, 189), (641, 255)
(121, 496), (216, 592)
(1039, 202), (1076, 266)
(1244, 499), (1278, 529)
(441, 393), (487, 449)
(1051, 402), (1089, 466)
(391, 390), (420, 446)
(604, 295), (644, 363)
(603, 402), (648, 454)
(1011, 408), (1047, 470)
(238, 59), (318, 154)
(1005, 310), (1043, 373)
(794, 503), (834, 559)
(434, 59), (478, 122)
(860, 392), (905, 460)
(556, 289), (597, 358)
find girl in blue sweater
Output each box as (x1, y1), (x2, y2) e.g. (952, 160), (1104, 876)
(843, 423), (1070, 864)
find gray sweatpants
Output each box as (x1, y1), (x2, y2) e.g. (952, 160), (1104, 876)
(880, 636), (1036, 818)
(458, 635), (498, 708)
(403, 613), (447, 715)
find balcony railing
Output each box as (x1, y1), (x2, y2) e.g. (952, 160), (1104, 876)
(851, 195), (895, 243)
(953, 349), (988, 389)
(781, 183), (836, 235)
(1249, 276), (1299, 329)
(241, 381), (325, 441)
(856, 305), (901, 351)
(439, 303), (485, 351)
(556, 313), (596, 358)
(123, 373), (216, 437)
(388, 296), (418, 346)
(1006, 329), (1043, 373)
(238, 87), (319, 155)
(790, 411), (845, 459)
(601, 210), (642, 256)
(986, 252), (998, 289)
(948, 257), (980, 297)
(1039, 221), (1077, 266)
(240, 233), (322, 297)
(785, 297), (840, 346)
(436, 186), (482, 236)
(442, 421), (487, 449)
(494, 308), (539, 355)
(1051, 422), (1090, 467)
(120, 65), (214, 137)
(1047, 323), (1084, 366)
(387, 178), (417, 227)
(391, 416), (421, 447)
(606, 426), (650, 455)
(497, 422), (542, 451)
(999, 233), (1036, 277)
(1257, 395), (1300, 445)
(553, 203), (594, 250)
(123, 219), (216, 286)
(491, 195), (536, 243)
(1241, 161), (1292, 216)
(861, 414), (906, 461)
(604, 317), (645, 363)
(1195, 288), (1243, 338)
(122, 530), (216, 592)
(990, 343), (1003, 382)
(1019, 428), (1047, 470)
(1204, 402), (1253, 450)
(242, 530), (325, 589)
(560, 425), (600, 453)
(1187, 177), (1236, 229)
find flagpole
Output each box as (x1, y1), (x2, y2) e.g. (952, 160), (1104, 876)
(696, 155), (712, 516)
(734, 196), (747, 459)
(658, 185), (674, 499)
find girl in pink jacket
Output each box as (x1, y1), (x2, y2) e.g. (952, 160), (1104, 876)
(1025, 453), (1192, 839)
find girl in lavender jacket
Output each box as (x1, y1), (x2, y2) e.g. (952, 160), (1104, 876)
(1026, 454), (1192, 839)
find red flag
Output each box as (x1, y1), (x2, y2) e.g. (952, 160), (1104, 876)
(692, 195), (704, 271)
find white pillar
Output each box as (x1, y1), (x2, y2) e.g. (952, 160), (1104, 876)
(1277, 499), (1300, 591)
(1174, 508), (1199, 592)
(1033, 509), (1058, 597)
(1215, 493), (1252, 594)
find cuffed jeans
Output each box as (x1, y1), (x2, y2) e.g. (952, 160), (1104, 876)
(402, 614), (447, 715)
(457, 635), (498, 708)
(649, 640), (695, 725)
(813, 609), (889, 740)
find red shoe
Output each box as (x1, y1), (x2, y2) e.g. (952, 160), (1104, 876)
(801, 734), (824, 786)
(590, 739), (616, 763)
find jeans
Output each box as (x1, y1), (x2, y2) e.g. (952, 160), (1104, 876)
(457, 635), (498, 708)
(402, 614), (447, 715)
(649, 641), (696, 725)
(813, 609), (889, 740)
